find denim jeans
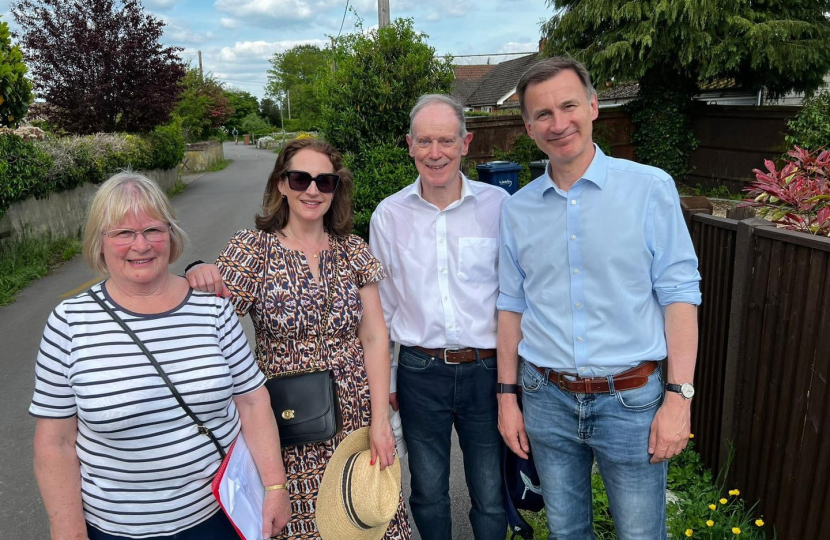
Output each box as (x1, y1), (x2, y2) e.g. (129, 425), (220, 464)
(397, 346), (506, 540)
(521, 361), (668, 540)
(87, 508), (237, 540)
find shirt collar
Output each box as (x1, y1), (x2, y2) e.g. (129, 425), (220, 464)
(405, 172), (479, 206)
(539, 143), (608, 196)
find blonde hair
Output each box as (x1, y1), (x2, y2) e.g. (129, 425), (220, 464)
(83, 172), (189, 275)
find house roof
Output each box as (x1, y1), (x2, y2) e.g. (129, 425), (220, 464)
(451, 78), (486, 104)
(596, 81), (640, 101)
(454, 64), (496, 80)
(465, 54), (540, 107)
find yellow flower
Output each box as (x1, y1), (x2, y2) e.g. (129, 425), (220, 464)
(729, 489), (741, 496)
(720, 498), (728, 504)
(685, 529), (693, 537)
(709, 504), (717, 511)
(755, 519), (765, 527)
(707, 520), (715, 527)
(689, 433), (695, 439)
(732, 527), (742, 534)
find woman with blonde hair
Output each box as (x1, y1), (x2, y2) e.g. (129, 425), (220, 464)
(30, 172), (290, 540)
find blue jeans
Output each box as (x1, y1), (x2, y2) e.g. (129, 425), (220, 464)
(521, 361), (667, 540)
(87, 508), (237, 540)
(397, 346), (506, 540)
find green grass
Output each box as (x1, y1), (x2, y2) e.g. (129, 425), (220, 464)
(205, 158), (232, 172)
(512, 442), (773, 539)
(166, 178), (188, 198)
(0, 234), (82, 306)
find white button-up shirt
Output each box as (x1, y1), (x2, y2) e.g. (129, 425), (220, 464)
(370, 174), (509, 391)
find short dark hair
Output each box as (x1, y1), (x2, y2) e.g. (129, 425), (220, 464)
(255, 138), (353, 236)
(517, 57), (596, 120)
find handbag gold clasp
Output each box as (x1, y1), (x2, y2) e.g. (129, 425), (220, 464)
(281, 409), (295, 420)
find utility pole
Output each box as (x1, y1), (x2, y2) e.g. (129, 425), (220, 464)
(378, 0), (390, 28)
(198, 51), (203, 80)
(287, 90), (291, 119)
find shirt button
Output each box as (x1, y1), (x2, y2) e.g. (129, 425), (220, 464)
(448, 323), (453, 329)
(442, 268), (447, 273)
(573, 268), (579, 274)
(443, 295), (448, 301)
(581, 367), (586, 373)
(571, 199), (577, 205)
(575, 302), (581, 309)
(570, 235), (576, 240)
(439, 238), (444, 244)
(577, 336), (583, 342)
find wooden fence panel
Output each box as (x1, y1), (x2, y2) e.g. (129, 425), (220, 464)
(689, 214), (738, 469)
(728, 227), (830, 540)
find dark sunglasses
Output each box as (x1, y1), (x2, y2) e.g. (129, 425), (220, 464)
(285, 170), (340, 194)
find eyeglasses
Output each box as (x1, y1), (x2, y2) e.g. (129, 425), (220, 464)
(413, 137), (460, 149)
(103, 225), (171, 246)
(285, 170), (340, 194)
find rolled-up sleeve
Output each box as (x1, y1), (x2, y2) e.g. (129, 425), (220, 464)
(497, 203), (528, 313)
(648, 177), (702, 306)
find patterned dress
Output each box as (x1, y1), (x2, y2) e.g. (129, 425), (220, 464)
(217, 229), (412, 539)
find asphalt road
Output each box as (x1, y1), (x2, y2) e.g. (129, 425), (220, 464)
(0, 142), (474, 540)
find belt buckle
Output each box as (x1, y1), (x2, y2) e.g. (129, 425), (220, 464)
(443, 347), (462, 365)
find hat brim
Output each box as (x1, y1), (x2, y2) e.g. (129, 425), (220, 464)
(317, 427), (401, 540)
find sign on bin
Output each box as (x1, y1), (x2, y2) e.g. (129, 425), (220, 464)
(476, 161), (523, 195)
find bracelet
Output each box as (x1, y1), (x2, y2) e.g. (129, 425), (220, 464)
(184, 260), (205, 274)
(264, 484), (287, 492)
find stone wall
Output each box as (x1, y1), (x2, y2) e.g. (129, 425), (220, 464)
(0, 169), (178, 243)
(181, 140), (224, 173)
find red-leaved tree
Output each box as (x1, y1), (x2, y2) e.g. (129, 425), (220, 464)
(12, 0), (185, 134)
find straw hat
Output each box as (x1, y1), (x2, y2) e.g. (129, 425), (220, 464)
(317, 427), (401, 540)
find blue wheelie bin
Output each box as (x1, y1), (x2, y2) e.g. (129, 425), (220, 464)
(476, 161), (523, 195)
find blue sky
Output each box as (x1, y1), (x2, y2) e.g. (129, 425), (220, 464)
(1, 0), (552, 100)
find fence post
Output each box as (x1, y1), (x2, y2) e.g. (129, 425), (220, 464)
(718, 217), (767, 473)
(680, 196), (713, 230)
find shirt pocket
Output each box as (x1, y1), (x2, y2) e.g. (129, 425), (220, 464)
(457, 237), (498, 283)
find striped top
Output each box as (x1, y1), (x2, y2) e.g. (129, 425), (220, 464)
(29, 282), (266, 538)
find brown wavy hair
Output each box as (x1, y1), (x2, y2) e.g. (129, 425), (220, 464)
(255, 138), (353, 236)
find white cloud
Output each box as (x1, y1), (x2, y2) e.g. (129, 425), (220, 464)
(217, 39), (328, 62)
(220, 17), (238, 29)
(165, 23), (214, 44)
(498, 41), (537, 54)
(214, 0), (315, 22)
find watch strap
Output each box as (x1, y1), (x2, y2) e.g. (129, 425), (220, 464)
(497, 383), (520, 395)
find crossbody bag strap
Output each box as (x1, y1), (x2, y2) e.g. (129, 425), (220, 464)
(87, 287), (226, 459)
(315, 235), (339, 369)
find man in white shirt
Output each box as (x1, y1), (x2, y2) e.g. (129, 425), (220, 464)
(369, 94), (508, 540)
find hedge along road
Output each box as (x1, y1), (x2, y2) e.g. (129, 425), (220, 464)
(0, 142), (474, 540)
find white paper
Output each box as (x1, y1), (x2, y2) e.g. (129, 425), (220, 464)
(216, 434), (264, 540)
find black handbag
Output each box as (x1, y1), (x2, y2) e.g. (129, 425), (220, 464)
(88, 288), (226, 458)
(261, 232), (343, 447)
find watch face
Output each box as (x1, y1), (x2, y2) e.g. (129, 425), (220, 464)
(680, 383), (695, 399)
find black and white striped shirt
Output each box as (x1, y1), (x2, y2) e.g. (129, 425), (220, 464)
(30, 283), (266, 538)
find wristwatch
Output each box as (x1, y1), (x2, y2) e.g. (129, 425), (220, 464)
(497, 383), (520, 395)
(665, 382), (695, 400)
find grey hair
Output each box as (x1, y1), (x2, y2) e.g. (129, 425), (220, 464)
(408, 94), (468, 139)
(83, 171), (189, 275)
(517, 57), (596, 120)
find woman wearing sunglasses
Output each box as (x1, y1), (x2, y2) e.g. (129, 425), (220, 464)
(185, 138), (411, 539)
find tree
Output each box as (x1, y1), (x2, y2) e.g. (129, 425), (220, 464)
(266, 44), (327, 130)
(224, 88), (259, 131)
(173, 68), (234, 142)
(0, 16), (33, 128)
(318, 17), (454, 156)
(239, 112), (271, 136)
(12, 0), (185, 134)
(259, 97), (282, 126)
(542, 0), (830, 179)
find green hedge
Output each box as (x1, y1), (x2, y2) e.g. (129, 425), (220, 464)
(0, 123), (185, 219)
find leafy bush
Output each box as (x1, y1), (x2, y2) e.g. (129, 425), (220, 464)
(319, 17), (454, 157)
(742, 146), (830, 235)
(240, 112), (272, 136)
(0, 16), (33, 128)
(146, 120), (186, 170)
(493, 134), (548, 188)
(0, 133), (52, 217)
(346, 142), (417, 240)
(785, 90), (830, 153)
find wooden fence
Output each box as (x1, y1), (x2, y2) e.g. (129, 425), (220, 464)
(466, 105), (800, 191)
(688, 213), (830, 540)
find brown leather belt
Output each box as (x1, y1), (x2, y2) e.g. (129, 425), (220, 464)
(531, 361), (658, 394)
(411, 346), (497, 364)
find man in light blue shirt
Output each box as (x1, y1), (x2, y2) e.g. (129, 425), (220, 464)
(496, 57), (701, 539)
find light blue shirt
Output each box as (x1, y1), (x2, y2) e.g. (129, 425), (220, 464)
(497, 146), (701, 376)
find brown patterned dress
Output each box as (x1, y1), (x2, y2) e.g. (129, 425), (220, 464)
(216, 229), (411, 539)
